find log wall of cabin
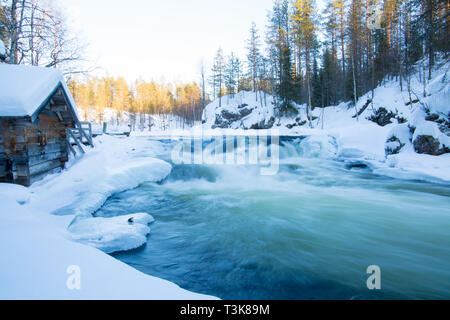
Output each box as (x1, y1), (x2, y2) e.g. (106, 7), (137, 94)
(0, 111), (73, 186)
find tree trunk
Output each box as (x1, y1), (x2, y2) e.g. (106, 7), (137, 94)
(9, 0), (18, 64)
(352, 54), (359, 120)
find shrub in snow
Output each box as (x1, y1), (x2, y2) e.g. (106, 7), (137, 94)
(249, 116), (276, 130)
(286, 118), (307, 129)
(367, 107), (396, 127)
(385, 137), (405, 156)
(385, 124), (411, 156)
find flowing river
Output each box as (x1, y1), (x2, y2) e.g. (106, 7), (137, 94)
(94, 137), (450, 300)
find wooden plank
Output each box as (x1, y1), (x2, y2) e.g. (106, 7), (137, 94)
(28, 151), (63, 167)
(28, 142), (64, 156)
(51, 106), (68, 112)
(79, 122), (94, 147)
(0, 162), (6, 177)
(67, 140), (77, 156)
(9, 155), (28, 165)
(68, 129), (85, 154)
(13, 175), (30, 187)
(29, 159), (62, 176)
(15, 164), (29, 176)
(79, 127), (94, 147)
(38, 114), (60, 123)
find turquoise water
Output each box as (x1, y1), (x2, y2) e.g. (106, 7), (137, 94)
(96, 138), (450, 299)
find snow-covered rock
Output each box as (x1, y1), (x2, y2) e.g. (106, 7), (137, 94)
(68, 213), (155, 253)
(203, 91), (279, 130)
(412, 121), (450, 155)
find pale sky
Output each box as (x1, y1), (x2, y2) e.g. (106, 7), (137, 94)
(60, 0), (277, 83)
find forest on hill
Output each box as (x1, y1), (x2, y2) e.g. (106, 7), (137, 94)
(1, 0), (449, 127)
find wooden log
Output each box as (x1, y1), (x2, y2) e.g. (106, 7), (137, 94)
(29, 159), (62, 176)
(38, 114), (60, 123)
(67, 140), (76, 156)
(68, 129), (85, 154)
(28, 142), (63, 156)
(13, 175), (30, 187)
(15, 164), (29, 177)
(28, 151), (63, 167)
(0, 162), (7, 177)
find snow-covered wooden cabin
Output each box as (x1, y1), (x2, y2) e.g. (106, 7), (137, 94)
(0, 64), (92, 186)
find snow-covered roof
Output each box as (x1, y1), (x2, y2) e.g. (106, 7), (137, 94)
(0, 64), (79, 121)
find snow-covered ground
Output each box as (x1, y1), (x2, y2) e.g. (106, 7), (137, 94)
(84, 108), (197, 137)
(0, 135), (216, 300)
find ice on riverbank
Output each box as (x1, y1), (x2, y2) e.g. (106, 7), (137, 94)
(68, 213), (155, 253)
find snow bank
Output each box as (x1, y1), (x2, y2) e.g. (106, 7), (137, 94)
(0, 183), (31, 205)
(380, 153), (450, 182)
(68, 213), (155, 253)
(30, 135), (171, 218)
(0, 198), (213, 300)
(330, 123), (391, 161)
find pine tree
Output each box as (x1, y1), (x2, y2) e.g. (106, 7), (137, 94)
(225, 52), (238, 98)
(333, 0), (347, 100)
(246, 22), (261, 99)
(211, 48), (225, 107)
(266, 0), (296, 116)
(291, 0), (318, 125)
